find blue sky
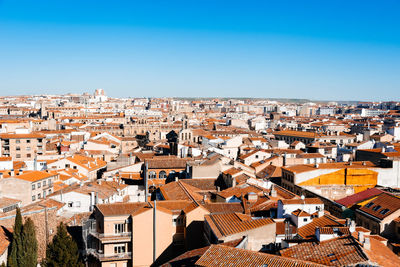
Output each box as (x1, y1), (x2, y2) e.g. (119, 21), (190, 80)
(0, 0), (399, 101)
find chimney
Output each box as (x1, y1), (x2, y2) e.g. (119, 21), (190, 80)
(232, 178), (236, 188)
(175, 177), (178, 182)
(97, 180), (102, 185)
(10, 169), (15, 177)
(363, 237), (371, 250)
(358, 231), (365, 244)
(19, 169), (23, 175)
(203, 195), (207, 202)
(382, 147), (386, 153)
(270, 186), (277, 197)
(315, 227), (321, 242)
(217, 186), (220, 192)
(317, 210), (324, 218)
(349, 220), (356, 233)
(314, 163), (319, 168)
(247, 192), (258, 202)
(362, 161), (366, 166)
(0, 173), (3, 179)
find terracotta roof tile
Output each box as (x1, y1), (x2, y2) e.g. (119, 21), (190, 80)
(196, 244), (324, 267)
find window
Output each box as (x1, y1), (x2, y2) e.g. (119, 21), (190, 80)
(26, 147), (31, 151)
(149, 171), (156, 179)
(32, 184), (35, 190)
(303, 218), (308, 222)
(114, 223), (125, 234)
(26, 140), (31, 143)
(65, 164), (70, 168)
(380, 209), (390, 215)
(372, 205), (381, 211)
(27, 154), (31, 158)
(68, 202), (73, 207)
(159, 171), (167, 179)
(365, 202), (374, 208)
(16, 140), (20, 144)
(16, 146), (20, 151)
(32, 195), (36, 201)
(114, 245), (126, 254)
(37, 182), (41, 188)
(16, 154), (21, 158)
(37, 193), (41, 199)
(43, 180), (46, 186)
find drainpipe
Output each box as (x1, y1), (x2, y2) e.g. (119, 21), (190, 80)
(153, 200), (157, 263)
(145, 162), (149, 201)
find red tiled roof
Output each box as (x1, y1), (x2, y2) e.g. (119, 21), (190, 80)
(336, 188), (383, 207)
(280, 236), (368, 266)
(196, 244), (324, 267)
(358, 192), (400, 220)
(205, 212), (274, 239)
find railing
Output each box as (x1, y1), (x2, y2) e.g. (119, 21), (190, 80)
(87, 249), (132, 261)
(89, 230), (132, 239)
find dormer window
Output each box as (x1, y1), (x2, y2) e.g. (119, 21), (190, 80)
(365, 202), (374, 208)
(372, 205), (381, 211)
(380, 209), (390, 215)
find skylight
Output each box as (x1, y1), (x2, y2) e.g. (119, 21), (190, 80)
(365, 202), (374, 208)
(372, 205), (381, 211)
(380, 209), (390, 215)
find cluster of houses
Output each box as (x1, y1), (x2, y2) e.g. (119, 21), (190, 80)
(1, 92), (400, 266)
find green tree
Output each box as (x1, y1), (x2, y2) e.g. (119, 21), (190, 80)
(20, 218), (37, 267)
(44, 222), (83, 267)
(7, 207), (23, 267)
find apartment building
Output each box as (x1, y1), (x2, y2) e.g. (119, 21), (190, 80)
(0, 133), (45, 161)
(48, 154), (107, 181)
(0, 170), (57, 206)
(85, 202), (174, 267)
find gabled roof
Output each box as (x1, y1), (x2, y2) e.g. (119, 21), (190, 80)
(196, 244), (324, 267)
(336, 188), (383, 207)
(12, 170), (57, 182)
(159, 181), (203, 202)
(297, 214), (344, 239)
(280, 236), (368, 266)
(358, 192), (400, 220)
(280, 198), (323, 205)
(217, 184), (265, 199)
(96, 202), (149, 217)
(205, 212), (274, 239)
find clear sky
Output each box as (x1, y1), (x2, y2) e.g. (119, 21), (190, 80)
(0, 0), (399, 101)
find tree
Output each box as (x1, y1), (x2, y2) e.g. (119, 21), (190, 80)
(20, 218), (37, 267)
(7, 207), (23, 267)
(44, 222), (83, 267)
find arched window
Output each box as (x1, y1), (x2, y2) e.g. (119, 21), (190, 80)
(159, 171), (167, 179)
(149, 171), (156, 179)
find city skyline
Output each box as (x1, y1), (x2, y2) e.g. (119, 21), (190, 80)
(0, 1), (399, 101)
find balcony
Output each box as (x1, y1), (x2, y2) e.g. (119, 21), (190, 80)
(89, 230), (132, 243)
(87, 249), (132, 262)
